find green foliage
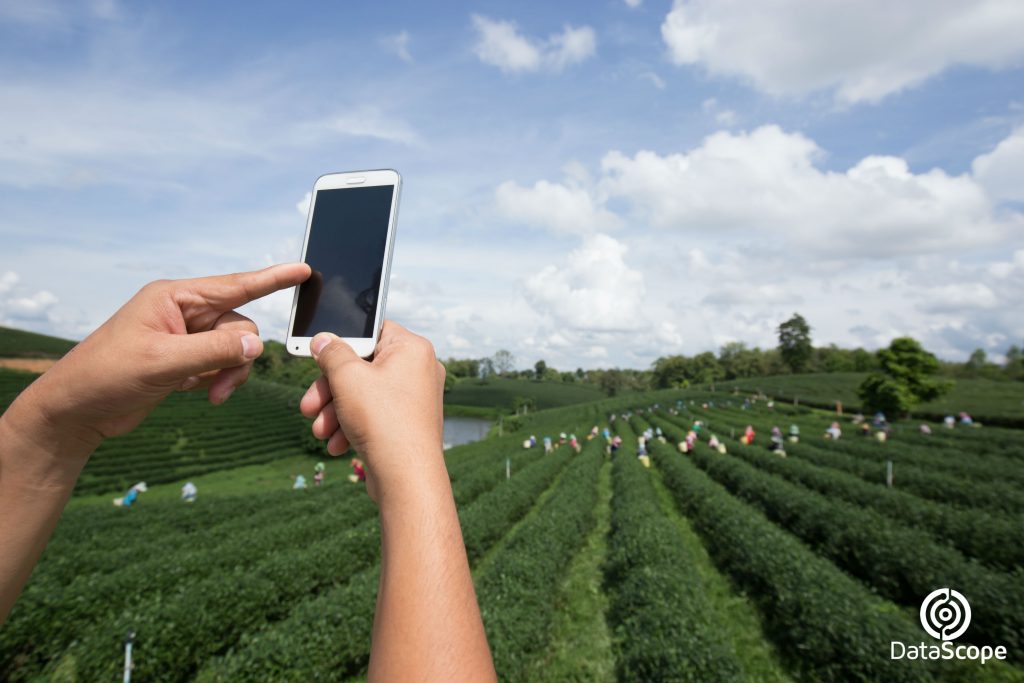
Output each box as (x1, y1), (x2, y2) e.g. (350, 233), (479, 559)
(652, 352), (724, 388)
(859, 337), (953, 415)
(0, 325), (77, 358)
(445, 377), (604, 411)
(777, 313), (813, 373)
(606, 421), (742, 682)
(443, 356), (481, 379)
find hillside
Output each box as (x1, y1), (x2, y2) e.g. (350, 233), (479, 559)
(0, 369), (319, 495)
(716, 372), (1024, 425)
(445, 377), (605, 415)
(3, 391), (1022, 682)
(0, 326), (77, 358)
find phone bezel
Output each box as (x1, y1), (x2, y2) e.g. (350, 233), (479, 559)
(285, 169), (402, 358)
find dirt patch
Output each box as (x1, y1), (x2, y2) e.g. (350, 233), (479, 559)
(0, 358), (57, 373)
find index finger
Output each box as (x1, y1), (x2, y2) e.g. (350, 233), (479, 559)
(184, 263), (311, 310)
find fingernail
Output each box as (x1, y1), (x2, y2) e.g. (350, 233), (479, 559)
(311, 333), (333, 357)
(181, 376), (201, 391)
(219, 385), (235, 404)
(241, 333), (261, 359)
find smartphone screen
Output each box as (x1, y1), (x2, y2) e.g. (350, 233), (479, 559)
(290, 184), (395, 338)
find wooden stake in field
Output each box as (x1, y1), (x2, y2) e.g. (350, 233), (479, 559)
(836, 401), (843, 416)
(506, 458), (511, 481)
(123, 631), (135, 683)
(886, 460), (893, 488)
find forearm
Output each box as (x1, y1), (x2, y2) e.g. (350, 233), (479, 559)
(368, 455), (496, 683)
(0, 383), (101, 623)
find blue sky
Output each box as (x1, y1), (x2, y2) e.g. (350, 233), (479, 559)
(1, 0), (1022, 369)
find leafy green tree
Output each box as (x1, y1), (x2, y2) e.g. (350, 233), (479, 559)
(1006, 344), (1023, 380)
(651, 355), (691, 388)
(777, 313), (813, 373)
(966, 348), (987, 374)
(599, 369), (625, 396)
(857, 337), (953, 416)
(492, 349), (515, 375)
(534, 359), (547, 380)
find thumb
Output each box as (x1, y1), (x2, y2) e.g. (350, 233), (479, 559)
(158, 329), (263, 380)
(311, 333), (361, 373)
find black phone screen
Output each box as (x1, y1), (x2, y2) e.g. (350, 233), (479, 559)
(291, 184), (395, 338)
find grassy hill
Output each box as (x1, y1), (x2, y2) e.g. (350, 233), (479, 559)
(716, 372), (1024, 425)
(0, 326), (77, 358)
(445, 377), (606, 416)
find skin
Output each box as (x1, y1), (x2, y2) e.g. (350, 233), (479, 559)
(0, 264), (496, 683)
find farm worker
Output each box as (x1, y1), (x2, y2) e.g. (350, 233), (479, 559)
(0, 268), (498, 681)
(875, 430), (887, 443)
(293, 474), (307, 490)
(570, 434), (581, 453)
(559, 432), (567, 446)
(678, 440), (689, 454)
(944, 415), (956, 429)
(314, 462), (326, 486)
(610, 435), (622, 454)
(114, 482), (147, 508)
(349, 458), (366, 483)
(529, 435), (537, 448)
(602, 427), (611, 441)
(825, 422), (842, 440)
(872, 412), (887, 428)
(860, 423), (871, 437)
(852, 413), (865, 425)
(692, 421), (703, 435)
(522, 438), (532, 449)
(181, 481), (197, 503)
(543, 436), (553, 454)
(708, 434), (721, 450)
(788, 424), (800, 443)
(589, 426), (599, 440)
(920, 424), (932, 436)
(770, 427), (784, 452)
(741, 425), (755, 445)
(636, 440), (651, 468)
(959, 412), (973, 426)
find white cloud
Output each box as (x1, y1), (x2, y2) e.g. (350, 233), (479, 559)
(0, 271), (18, 294)
(596, 125), (1010, 256)
(471, 15), (596, 73)
(624, 0), (643, 7)
(382, 30), (412, 63)
(662, 0), (1024, 102)
(495, 178), (620, 235)
(640, 72), (666, 89)
(523, 234), (644, 332)
(296, 192), (312, 216)
(973, 128), (1024, 202)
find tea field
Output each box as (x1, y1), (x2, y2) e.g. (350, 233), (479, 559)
(2, 370), (1023, 681)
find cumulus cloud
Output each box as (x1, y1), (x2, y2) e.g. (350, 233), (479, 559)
(973, 128), (1024, 202)
(523, 234), (644, 332)
(0, 273), (58, 323)
(471, 15), (596, 73)
(661, 0), (1024, 102)
(495, 178), (620, 235)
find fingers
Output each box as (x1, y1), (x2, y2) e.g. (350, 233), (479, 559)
(183, 263), (311, 311)
(207, 364), (249, 405)
(327, 429), (351, 456)
(300, 375), (332, 418)
(155, 328), (262, 382)
(312, 401), (340, 439)
(310, 333), (364, 374)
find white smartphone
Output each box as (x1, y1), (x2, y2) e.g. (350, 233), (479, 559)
(286, 169), (401, 358)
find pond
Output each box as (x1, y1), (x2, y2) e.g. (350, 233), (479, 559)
(443, 416), (493, 450)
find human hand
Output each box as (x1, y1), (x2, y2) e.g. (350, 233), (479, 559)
(299, 321), (446, 503)
(14, 263), (310, 446)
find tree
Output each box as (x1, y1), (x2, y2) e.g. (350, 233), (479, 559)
(479, 357), (495, 378)
(857, 337), (953, 416)
(777, 313), (813, 373)
(534, 359), (547, 380)
(598, 369), (625, 397)
(966, 348), (987, 374)
(1006, 344), (1023, 380)
(492, 349), (515, 375)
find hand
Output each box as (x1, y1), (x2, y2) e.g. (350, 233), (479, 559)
(299, 321), (446, 503)
(14, 263), (310, 446)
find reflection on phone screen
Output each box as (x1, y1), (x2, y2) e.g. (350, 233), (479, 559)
(291, 185), (394, 338)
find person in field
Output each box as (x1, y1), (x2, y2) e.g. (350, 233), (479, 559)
(944, 415), (956, 429)
(920, 424), (933, 435)
(788, 424), (800, 443)
(860, 422), (872, 437)
(825, 422), (842, 440)
(569, 434), (581, 454)
(113, 482), (147, 507)
(0, 265), (497, 681)
(589, 426), (599, 440)
(543, 436), (554, 454)
(314, 461), (326, 486)
(610, 435), (622, 455)
(181, 481), (197, 503)
(959, 412), (974, 426)
(349, 457), (366, 483)
(293, 473), (308, 490)
(636, 438), (651, 468)
(741, 425), (755, 445)
(769, 427), (785, 453)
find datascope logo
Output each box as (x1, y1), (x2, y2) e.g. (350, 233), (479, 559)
(891, 588), (1008, 665)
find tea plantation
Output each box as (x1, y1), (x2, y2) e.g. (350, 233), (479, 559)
(2, 368), (1023, 681)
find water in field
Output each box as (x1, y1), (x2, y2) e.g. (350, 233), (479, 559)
(443, 416), (492, 449)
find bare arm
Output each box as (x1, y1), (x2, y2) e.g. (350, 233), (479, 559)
(0, 263), (311, 623)
(303, 325), (497, 682)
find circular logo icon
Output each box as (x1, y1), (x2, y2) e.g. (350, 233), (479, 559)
(920, 588), (971, 641)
